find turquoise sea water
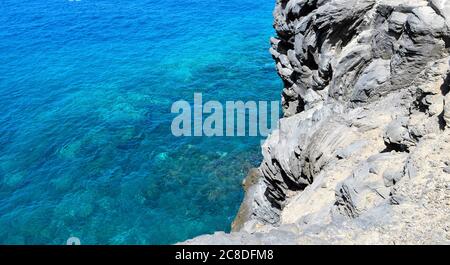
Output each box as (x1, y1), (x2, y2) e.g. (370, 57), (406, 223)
(0, 0), (281, 244)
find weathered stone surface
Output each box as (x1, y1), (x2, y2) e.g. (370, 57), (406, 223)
(183, 0), (450, 245)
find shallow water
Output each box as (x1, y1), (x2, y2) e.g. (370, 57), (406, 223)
(0, 0), (281, 244)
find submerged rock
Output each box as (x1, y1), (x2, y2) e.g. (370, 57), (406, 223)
(184, 0), (450, 244)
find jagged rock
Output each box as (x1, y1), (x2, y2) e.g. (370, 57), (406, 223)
(430, 0), (450, 31)
(184, 0), (450, 245)
(383, 117), (416, 151)
(444, 93), (450, 127)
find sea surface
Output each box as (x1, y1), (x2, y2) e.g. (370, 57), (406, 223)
(0, 0), (281, 244)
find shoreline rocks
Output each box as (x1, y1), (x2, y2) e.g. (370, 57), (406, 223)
(183, 0), (450, 244)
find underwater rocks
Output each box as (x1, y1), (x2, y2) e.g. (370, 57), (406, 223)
(184, 0), (450, 244)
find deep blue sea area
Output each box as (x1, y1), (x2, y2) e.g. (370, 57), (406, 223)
(0, 0), (281, 244)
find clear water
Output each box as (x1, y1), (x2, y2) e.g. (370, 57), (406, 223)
(0, 0), (281, 244)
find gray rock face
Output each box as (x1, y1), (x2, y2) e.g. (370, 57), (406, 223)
(183, 0), (450, 245)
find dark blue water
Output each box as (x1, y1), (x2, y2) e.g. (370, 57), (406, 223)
(0, 0), (281, 244)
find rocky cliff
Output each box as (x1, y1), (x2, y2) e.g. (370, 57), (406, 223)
(184, 0), (450, 244)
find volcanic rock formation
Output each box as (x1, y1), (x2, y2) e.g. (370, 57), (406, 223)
(185, 0), (450, 244)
